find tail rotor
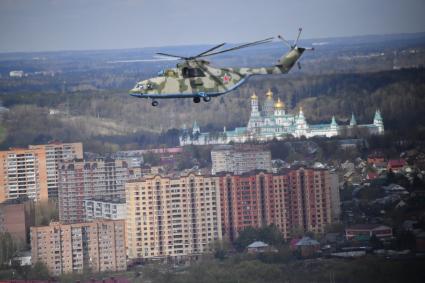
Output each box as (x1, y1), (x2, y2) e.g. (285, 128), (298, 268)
(293, 27), (303, 47)
(277, 27), (315, 52)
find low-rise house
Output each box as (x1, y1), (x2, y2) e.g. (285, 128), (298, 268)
(323, 233), (345, 245)
(367, 156), (385, 166)
(383, 184), (408, 193)
(366, 172), (379, 180)
(345, 224), (393, 241)
(11, 251), (31, 266)
(395, 200), (407, 209)
(246, 241), (278, 254)
(387, 159), (407, 173)
(295, 237), (321, 258)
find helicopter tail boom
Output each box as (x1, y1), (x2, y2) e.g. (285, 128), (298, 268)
(241, 28), (313, 75)
(238, 48), (305, 76)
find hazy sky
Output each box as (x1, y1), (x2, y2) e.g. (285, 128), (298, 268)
(1, 0), (424, 52)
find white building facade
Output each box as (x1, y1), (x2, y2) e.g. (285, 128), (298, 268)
(211, 145), (272, 175)
(83, 198), (126, 222)
(180, 90), (384, 146)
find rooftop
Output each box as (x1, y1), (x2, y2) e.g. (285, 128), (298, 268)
(295, 236), (320, 246)
(247, 241), (269, 248)
(346, 224), (391, 230)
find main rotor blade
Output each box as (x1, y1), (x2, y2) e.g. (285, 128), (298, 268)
(277, 35), (292, 48)
(294, 27), (302, 47)
(155, 52), (188, 59)
(195, 43), (226, 57)
(107, 56), (179, 64)
(199, 37), (274, 58)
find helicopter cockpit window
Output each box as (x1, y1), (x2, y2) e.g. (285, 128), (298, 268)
(182, 67), (205, 78)
(136, 83), (153, 90)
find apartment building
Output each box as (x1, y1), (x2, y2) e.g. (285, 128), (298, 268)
(126, 173), (222, 261)
(29, 142), (83, 198)
(0, 148), (48, 202)
(0, 197), (35, 243)
(31, 220), (126, 276)
(330, 170), (341, 222)
(58, 158), (129, 224)
(285, 167), (333, 234)
(218, 171), (290, 241)
(211, 145), (272, 175)
(83, 197), (126, 222)
(218, 167), (334, 240)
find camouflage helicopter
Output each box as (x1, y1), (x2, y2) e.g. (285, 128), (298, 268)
(129, 28), (313, 107)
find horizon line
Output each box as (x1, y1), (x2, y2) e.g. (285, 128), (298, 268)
(1, 31), (424, 55)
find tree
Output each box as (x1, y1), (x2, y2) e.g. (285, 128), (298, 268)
(386, 169), (396, 184)
(234, 227), (258, 252)
(35, 199), (59, 226)
(234, 225), (285, 252)
(396, 231), (416, 251)
(28, 261), (50, 280)
(258, 224), (284, 247)
(369, 234), (384, 250)
(142, 152), (160, 166)
(210, 239), (231, 260)
(0, 232), (19, 267)
(325, 223), (345, 234)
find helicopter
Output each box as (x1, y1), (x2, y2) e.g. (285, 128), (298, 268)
(129, 28), (313, 107)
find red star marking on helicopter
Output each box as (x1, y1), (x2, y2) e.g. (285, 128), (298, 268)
(223, 73), (231, 84)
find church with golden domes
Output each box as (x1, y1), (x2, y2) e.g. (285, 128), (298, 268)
(179, 89), (384, 146)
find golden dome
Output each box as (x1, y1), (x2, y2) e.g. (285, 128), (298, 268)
(266, 89), (273, 99)
(275, 98), (285, 109)
(251, 92), (258, 100)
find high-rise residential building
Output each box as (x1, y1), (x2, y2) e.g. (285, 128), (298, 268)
(112, 150), (144, 168)
(285, 167), (332, 235)
(218, 167), (333, 240)
(29, 142), (83, 198)
(126, 173), (222, 261)
(31, 220), (126, 276)
(211, 145), (272, 175)
(218, 172), (290, 241)
(58, 158), (129, 224)
(83, 197), (126, 222)
(0, 148), (48, 202)
(329, 171), (341, 222)
(0, 197), (35, 243)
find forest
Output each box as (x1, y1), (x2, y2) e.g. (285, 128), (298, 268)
(0, 67), (424, 153)
(0, 32), (424, 153)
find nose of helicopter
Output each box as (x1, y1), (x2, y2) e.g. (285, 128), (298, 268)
(129, 88), (143, 97)
(129, 88), (139, 94)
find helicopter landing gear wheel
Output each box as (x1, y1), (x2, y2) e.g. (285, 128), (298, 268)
(151, 100), (159, 107)
(203, 96), (211, 102)
(193, 97), (201, 103)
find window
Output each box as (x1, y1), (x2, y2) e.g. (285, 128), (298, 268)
(182, 67), (205, 78)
